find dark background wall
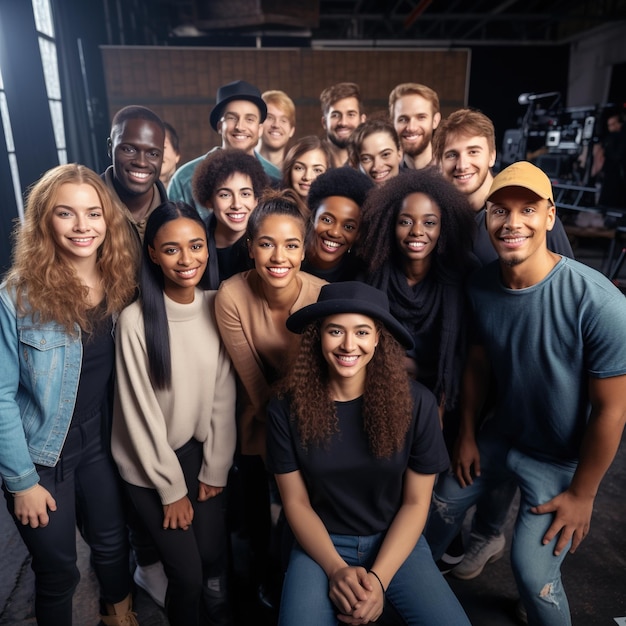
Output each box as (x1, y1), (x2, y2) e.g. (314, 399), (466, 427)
(101, 46), (470, 164)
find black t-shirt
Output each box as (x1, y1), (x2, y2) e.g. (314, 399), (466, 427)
(266, 380), (449, 535)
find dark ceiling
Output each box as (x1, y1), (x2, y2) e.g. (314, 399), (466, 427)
(152, 0), (626, 47)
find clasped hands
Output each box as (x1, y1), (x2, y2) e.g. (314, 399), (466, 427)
(329, 565), (384, 625)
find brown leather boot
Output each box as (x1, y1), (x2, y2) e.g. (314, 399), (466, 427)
(99, 593), (139, 626)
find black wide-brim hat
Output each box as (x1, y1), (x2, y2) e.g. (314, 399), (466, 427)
(287, 281), (414, 349)
(209, 80), (267, 131)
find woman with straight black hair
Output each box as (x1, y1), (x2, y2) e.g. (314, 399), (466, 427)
(112, 201), (236, 626)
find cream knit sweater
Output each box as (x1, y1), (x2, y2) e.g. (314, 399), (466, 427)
(112, 289), (236, 505)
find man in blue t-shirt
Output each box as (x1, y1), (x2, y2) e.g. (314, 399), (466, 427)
(425, 161), (626, 625)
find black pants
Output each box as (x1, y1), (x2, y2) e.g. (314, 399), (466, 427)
(125, 438), (228, 626)
(3, 409), (131, 626)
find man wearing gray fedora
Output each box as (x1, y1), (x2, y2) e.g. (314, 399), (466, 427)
(169, 79), (280, 217)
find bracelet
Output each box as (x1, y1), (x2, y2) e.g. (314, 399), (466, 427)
(368, 569), (386, 597)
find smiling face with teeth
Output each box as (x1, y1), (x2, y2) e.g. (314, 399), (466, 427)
(248, 213), (305, 291)
(358, 131), (403, 185)
(218, 100), (263, 154)
(50, 183), (107, 267)
(320, 313), (379, 393)
(486, 187), (555, 272)
(392, 94), (441, 161)
(211, 172), (258, 247)
(395, 192), (441, 272)
(110, 118), (164, 199)
(261, 103), (295, 152)
(311, 196), (361, 270)
(148, 217), (208, 303)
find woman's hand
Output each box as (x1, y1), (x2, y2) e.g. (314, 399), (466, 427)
(162, 496), (194, 530)
(198, 482), (223, 501)
(13, 484), (57, 528)
(332, 567), (384, 625)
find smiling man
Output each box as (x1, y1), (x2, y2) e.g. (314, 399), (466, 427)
(389, 83), (441, 171)
(258, 90), (296, 169)
(169, 80), (280, 217)
(320, 82), (366, 168)
(425, 161), (626, 625)
(103, 105), (166, 242)
(434, 108), (573, 266)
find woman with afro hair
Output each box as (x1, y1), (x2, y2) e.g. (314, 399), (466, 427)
(302, 167), (374, 282)
(358, 168), (477, 416)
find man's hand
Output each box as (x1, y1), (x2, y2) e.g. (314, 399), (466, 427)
(453, 434), (481, 488)
(530, 489), (594, 555)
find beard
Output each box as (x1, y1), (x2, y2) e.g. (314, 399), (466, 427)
(402, 129), (433, 158)
(328, 129), (352, 150)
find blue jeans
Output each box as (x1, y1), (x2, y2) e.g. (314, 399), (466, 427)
(424, 428), (576, 626)
(279, 532), (470, 626)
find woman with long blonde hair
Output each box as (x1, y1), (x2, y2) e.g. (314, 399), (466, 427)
(0, 164), (139, 626)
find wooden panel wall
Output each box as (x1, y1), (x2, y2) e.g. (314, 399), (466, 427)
(101, 46), (469, 165)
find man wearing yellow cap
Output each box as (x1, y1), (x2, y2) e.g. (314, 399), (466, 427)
(425, 161), (626, 625)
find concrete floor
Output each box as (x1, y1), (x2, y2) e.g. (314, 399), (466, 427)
(1, 231), (625, 626)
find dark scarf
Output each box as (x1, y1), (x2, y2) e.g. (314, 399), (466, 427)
(367, 260), (466, 410)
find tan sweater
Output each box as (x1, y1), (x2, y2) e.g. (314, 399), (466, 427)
(112, 289), (236, 505)
(214, 270), (326, 456)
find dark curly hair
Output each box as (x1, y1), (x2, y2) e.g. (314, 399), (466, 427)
(192, 149), (269, 208)
(279, 323), (413, 459)
(307, 167), (375, 215)
(358, 168), (475, 274)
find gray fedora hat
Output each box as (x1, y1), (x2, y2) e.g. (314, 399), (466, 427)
(209, 80), (267, 131)
(287, 281), (414, 349)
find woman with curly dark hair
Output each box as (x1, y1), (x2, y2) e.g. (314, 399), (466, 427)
(192, 148), (270, 288)
(266, 281), (471, 626)
(358, 168), (476, 415)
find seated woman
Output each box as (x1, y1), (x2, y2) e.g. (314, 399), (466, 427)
(358, 168), (476, 414)
(302, 167), (374, 282)
(192, 148), (270, 288)
(266, 281), (471, 626)
(282, 136), (333, 208)
(112, 202), (236, 626)
(348, 118), (403, 186)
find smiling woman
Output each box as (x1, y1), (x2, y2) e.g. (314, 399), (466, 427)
(0, 163), (139, 626)
(265, 281), (471, 626)
(358, 168), (476, 411)
(214, 189), (326, 605)
(112, 201), (236, 626)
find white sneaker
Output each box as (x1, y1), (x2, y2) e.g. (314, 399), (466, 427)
(451, 532), (506, 580)
(133, 561), (168, 608)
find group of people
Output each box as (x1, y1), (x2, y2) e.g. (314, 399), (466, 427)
(1, 74), (625, 626)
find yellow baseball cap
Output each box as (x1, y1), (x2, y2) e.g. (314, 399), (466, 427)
(487, 161), (554, 204)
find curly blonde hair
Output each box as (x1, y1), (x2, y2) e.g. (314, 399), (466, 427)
(5, 163), (139, 331)
(279, 322), (413, 458)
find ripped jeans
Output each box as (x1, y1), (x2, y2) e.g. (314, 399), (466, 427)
(424, 427), (576, 626)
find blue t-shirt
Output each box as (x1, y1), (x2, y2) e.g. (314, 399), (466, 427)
(266, 380), (449, 535)
(469, 256), (626, 463)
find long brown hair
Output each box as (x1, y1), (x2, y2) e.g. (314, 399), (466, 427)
(5, 163), (139, 331)
(279, 321), (413, 458)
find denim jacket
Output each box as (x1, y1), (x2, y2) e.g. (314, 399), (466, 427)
(0, 283), (83, 493)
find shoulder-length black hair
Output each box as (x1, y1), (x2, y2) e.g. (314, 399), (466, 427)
(141, 201), (210, 389)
